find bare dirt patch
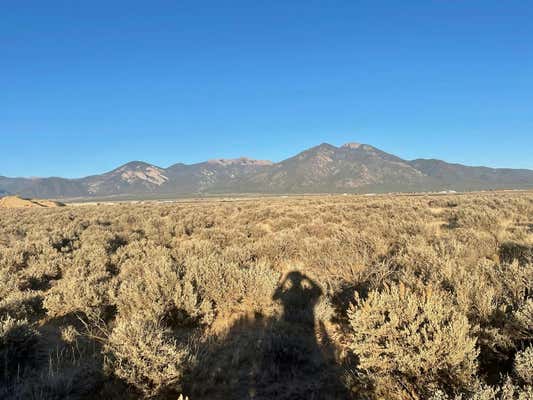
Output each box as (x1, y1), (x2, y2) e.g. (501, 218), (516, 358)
(0, 195), (65, 208)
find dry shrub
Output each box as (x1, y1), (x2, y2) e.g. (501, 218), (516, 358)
(347, 283), (478, 398)
(114, 240), (211, 325)
(448, 259), (532, 374)
(514, 346), (533, 385)
(0, 266), (18, 300)
(448, 206), (501, 232)
(430, 379), (533, 400)
(0, 290), (42, 321)
(184, 254), (280, 318)
(105, 316), (193, 397)
(0, 253), (44, 323)
(499, 242), (533, 266)
(43, 245), (112, 319)
(513, 299), (533, 341)
(0, 316), (40, 381)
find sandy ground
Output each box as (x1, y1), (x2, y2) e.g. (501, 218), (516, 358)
(0, 196), (65, 208)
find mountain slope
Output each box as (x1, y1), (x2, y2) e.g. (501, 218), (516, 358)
(81, 161), (169, 196)
(164, 158), (273, 194)
(408, 159), (533, 190)
(1, 143), (532, 199)
(0, 176), (88, 198)
(241, 143), (427, 193)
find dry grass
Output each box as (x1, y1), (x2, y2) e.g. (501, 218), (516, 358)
(0, 192), (532, 399)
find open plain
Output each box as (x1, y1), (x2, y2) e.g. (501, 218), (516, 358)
(1, 192), (532, 399)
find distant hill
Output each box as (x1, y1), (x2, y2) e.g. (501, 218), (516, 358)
(1, 142), (532, 199)
(0, 195), (66, 208)
(408, 159), (533, 191)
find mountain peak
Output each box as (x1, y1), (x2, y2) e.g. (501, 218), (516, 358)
(342, 142), (362, 149)
(102, 161), (168, 187)
(206, 157), (273, 167)
(116, 161), (156, 171)
(317, 142), (337, 149)
(302, 143), (337, 154)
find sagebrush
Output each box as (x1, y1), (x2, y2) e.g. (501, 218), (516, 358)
(0, 192), (531, 399)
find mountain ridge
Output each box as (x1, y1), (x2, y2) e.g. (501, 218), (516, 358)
(1, 142), (532, 199)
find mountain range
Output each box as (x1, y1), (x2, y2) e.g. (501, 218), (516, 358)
(1, 142), (533, 200)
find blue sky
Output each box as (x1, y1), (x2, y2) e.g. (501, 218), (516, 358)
(1, 0), (532, 178)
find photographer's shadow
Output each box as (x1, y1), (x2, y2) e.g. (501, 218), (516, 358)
(188, 271), (348, 399)
(273, 271), (322, 325)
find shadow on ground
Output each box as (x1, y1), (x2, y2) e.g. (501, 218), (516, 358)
(186, 271), (350, 400)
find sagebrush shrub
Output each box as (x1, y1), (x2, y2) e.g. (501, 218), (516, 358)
(105, 316), (193, 397)
(513, 298), (533, 342)
(184, 254), (279, 318)
(43, 242), (113, 318)
(430, 379), (533, 400)
(0, 316), (40, 381)
(114, 240), (212, 325)
(514, 346), (533, 385)
(347, 283), (478, 397)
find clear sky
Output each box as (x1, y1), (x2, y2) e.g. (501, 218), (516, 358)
(1, 0), (532, 178)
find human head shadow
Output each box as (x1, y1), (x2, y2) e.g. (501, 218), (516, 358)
(186, 271), (350, 399)
(273, 271), (323, 326)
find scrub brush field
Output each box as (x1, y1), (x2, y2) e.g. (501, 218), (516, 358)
(1, 192), (532, 399)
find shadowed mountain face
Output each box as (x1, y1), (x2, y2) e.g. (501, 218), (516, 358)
(408, 159), (533, 191)
(1, 143), (533, 199)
